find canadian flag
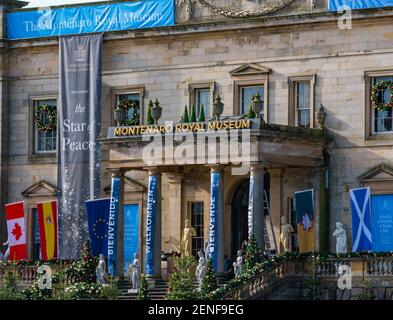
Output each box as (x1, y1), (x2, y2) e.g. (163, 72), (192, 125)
(5, 201), (27, 260)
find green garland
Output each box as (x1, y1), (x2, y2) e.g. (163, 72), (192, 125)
(371, 81), (393, 111)
(116, 99), (140, 126)
(34, 104), (56, 132)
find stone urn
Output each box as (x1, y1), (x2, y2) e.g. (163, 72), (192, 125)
(212, 94), (224, 120)
(152, 99), (163, 124)
(251, 92), (262, 117)
(113, 107), (126, 127)
(316, 104), (327, 128)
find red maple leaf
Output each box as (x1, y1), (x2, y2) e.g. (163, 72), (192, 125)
(11, 223), (22, 241)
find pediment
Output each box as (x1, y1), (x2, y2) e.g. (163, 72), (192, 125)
(230, 63), (270, 77)
(358, 164), (393, 182)
(103, 177), (146, 194)
(22, 180), (58, 197)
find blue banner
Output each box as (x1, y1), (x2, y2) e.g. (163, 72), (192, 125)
(371, 195), (393, 252)
(7, 0), (175, 40)
(328, 0), (393, 11)
(350, 187), (373, 252)
(86, 198), (110, 257)
(208, 172), (220, 271)
(145, 175), (158, 275)
(247, 175), (254, 238)
(108, 178), (120, 275)
(124, 204), (139, 275)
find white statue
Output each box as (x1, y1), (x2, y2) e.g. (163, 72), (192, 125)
(2, 237), (9, 260)
(129, 253), (141, 290)
(333, 222), (347, 253)
(195, 250), (207, 287)
(180, 219), (196, 257)
(280, 216), (294, 252)
(96, 254), (106, 285)
(233, 250), (243, 278)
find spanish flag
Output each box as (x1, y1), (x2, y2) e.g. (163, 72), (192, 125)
(37, 201), (58, 260)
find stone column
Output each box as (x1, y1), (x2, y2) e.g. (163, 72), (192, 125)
(248, 163), (265, 250)
(208, 166), (225, 274)
(166, 173), (183, 251)
(145, 169), (162, 281)
(269, 168), (282, 253)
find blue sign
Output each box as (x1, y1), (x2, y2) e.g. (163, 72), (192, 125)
(7, 0), (175, 40)
(350, 187), (373, 252)
(371, 195), (393, 252)
(108, 178), (120, 275)
(328, 0), (393, 11)
(145, 175), (158, 275)
(208, 172), (220, 271)
(247, 175), (254, 238)
(124, 204), (139, 275)
(86, 198), (110, 257)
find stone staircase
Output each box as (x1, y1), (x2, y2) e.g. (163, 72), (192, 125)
(117, 280), (169, 300)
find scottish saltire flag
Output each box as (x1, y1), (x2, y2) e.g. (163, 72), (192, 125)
(350, 187), (372, 252)
(86, 198), (110, 257)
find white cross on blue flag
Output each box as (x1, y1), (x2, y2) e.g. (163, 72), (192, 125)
(350, 187), (373, 252)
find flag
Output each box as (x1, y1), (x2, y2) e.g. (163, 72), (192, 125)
(295, 189), (315, 252)
(86, 198), (110, 257)
(37, 201), (58, 260)
(350, 187), (372, 252)
(5, 201), (27, 260)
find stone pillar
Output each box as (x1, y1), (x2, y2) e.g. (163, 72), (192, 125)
(208, 166), (224, 274)
(248, 164), (265, 250)
(145, 169), (162, 281)
(269, 168), (282, 253)
(112, 170), (125, 276)
(166, 173), (183, 251)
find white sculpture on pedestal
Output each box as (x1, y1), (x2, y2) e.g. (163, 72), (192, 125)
(195, 250), (207, 288)
(2, 237), (9, 261)
(233, 250), (243, 278)
(280, 216), (294, 252)
(96, 254), (106, 285)
(333, 222), (347, 253)
(129, 253), (141, 290)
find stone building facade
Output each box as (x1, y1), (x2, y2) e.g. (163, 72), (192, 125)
(1, 0), (393, 275)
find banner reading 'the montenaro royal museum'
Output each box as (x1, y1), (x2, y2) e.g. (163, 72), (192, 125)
(58, 35), (102, 259)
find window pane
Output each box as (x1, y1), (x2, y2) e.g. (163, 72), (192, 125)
(295, 81), (311, 128)
(190, 201), (204, 258)
(240, 86), (264, 116)
(373, 76), (393, 133)
(196, 89), (210, 118)
(34, 99), (57, 153)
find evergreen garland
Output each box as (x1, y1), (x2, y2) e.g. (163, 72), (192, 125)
(146, 100), (154, 125)
(137, 276), (151, 300)
(243, 234), (262, 273)
(371, 81), (393, 111)
(34, 104), (57, 132)
(198, 104), (206, 122)
(200, 258), (217, 299)
(190, 105), (197, 122)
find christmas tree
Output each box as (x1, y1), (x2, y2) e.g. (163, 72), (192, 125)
(200, 258), (217, 298)
(137, 276), (151, 300)
(198, 104), (205, 122)
(146, 100), (154, 125)
(243, 233), (262, 274)
(247, 105), (256, 119)
(181, 105), (189, 123)
(190, 105), (197, 122)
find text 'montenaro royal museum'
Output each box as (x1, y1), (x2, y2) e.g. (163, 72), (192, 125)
(1, 0), (393, 300)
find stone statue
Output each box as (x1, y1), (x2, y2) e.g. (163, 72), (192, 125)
(129, 253), (141, 290)
(233, 250), (243, 278)
(333, 222), (347, 253)
(3, 237), (10, 261)
(280, 216), (294, 252)
(180, 219), (196, 257)
(195, 250), (207, 288)
(95, 254), (106, 285)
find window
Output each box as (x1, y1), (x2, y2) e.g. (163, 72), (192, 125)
(190, 201), (204, 258)
(240, 85), (264, 116)
(33, 98), (57, 154)
(189, 82), (215, 118)
(112, 86), (145, 125)
(288, 75), (315, 128)
(116, 92), (141, 125)
(372, 75), (393, 134)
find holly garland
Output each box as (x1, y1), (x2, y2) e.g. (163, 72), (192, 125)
(371, 81), (393, 111)
(34, 104), (57, 132)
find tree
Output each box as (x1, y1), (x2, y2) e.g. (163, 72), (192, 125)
(190, 105), (197, 122)
(243, 233), (262, 274)
(146, 100), (154, 125)
(247, 105), (256, 119)
(137, 276), (151, 300)
(198, 104), (205, 122)
(200, 259), (217, 298)
(181, 105), (189, 123)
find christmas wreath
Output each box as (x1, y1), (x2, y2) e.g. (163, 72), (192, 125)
(116, 99), (140, 126)
(34, 104), (57, 132)
(371, 81), (393, 111)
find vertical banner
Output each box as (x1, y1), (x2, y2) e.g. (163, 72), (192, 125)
(294, 189), (315, 253)
(247, 175), (254, 238)
(108, 178), (120, 275)
(350, 187), (372, 252)
(58, 35), (102, 259)
(86, 198), (110, 257)
(146, 176), (158, 275)
(37, 201), (58, 260)
(5, 202), (27, 261)
(124, 204), (139, 275)
(208, 172), (220, 271)
(371, 195), (393, 252)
